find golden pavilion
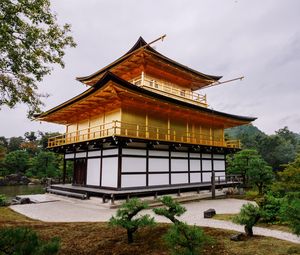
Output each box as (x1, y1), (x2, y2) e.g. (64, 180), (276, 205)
(36, 36), (255, 198)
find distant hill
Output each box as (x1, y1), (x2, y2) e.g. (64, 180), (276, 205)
(225, 124), (267, 149)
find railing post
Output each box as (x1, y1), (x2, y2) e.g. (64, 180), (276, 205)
(211, 172), (216, 199)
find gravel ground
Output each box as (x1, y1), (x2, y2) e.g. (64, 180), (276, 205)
(10, 194), (300, 244)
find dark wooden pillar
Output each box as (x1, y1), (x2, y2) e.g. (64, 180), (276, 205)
(63, 158), (66, 184)
(211, 152), (215, 199)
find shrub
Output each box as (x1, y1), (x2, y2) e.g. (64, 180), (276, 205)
(245, 190), (260, 200)
(0, 227), (60, 254)
(109, 198), (155, 243)
(281, 198), (300, 236)
(165, 222), (209, 255)
(154, 196), (210, 254)
(153, 195), (186, 223)
(233, 203), (260, 236)
(256, 194), (282, 223)
(0, 194), (7, 206)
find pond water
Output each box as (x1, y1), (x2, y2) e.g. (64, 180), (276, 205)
(0, 184), (46, 201)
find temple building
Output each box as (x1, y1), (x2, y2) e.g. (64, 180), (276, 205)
(36, 36), (255, 198)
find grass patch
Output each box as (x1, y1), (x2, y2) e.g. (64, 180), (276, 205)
(0, 207), (299, 254)
(213, 213), (293, 233)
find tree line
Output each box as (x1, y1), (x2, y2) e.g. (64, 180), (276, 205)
(0, 131), (72, 181)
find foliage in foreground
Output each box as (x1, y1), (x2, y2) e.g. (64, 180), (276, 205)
(165, 222), (209, 255)
(227, 149), (274, 194)
(154, 196), (209, 255)
(0, 0), (76, 116)
(256, 194), (282, 223)
(109, 198), (155, 243)
(153, 195), (186, 223)
(0, 194), (7, 206)
(233, 203), (260, 236)
(0, 227), (60, 255)
(281, 198), (300, 236)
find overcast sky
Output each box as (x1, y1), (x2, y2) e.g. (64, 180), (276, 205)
(1, 0), (300, 137)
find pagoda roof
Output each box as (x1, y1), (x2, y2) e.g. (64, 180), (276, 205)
(36, 72), (256, 125)
(76, 37), (222, 90)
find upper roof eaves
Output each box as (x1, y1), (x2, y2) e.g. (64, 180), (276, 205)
(76, 36), (222, 84)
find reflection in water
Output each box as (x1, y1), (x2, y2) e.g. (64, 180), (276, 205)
(0, 185), (45, 201)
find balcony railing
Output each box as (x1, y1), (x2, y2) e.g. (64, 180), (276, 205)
(131, 75), (208, 107)
(48, 121), (240, 149)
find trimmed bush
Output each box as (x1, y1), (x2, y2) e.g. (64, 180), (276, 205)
(153, 196), (186, 223)
(109, 198), (155, 243)
(256, 194), (282, 223)
(165, 222), (208, 255)
(233, 203), (260, 236)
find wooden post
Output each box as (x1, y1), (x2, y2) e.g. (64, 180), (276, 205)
(211, 171), (216, 199)
(63, 158), (66, 184)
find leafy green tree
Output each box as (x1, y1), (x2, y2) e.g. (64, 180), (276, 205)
(7, 136), (24, 152)
(38, 131), (61, 150)
(3, 150), (30, 174)
(109, 198), (155, 243)
(0, 0), (76, 116)
(281, 198), (300, 236)
(256, 194), (282, 223)
(233, 203), (260, 237)
(29, 151), (59, 178)
(272, 154), (300, 196)
(154, 196), (209, 254)
(247, 158), (274, 195)
(153, 196), (186, 223)
(258, 135), (296, 171)
(165, 222), (208, 255)
(0, 227), (60, 254)
(227, 149), (260, 186)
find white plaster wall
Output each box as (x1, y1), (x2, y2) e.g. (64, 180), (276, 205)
(102, 157), (118, 188)
(88, 150), (101, 157)
(122, 157), (146, 172)
(149, 174), (169, 186)
(65, 153), (74, 159)
(213, 160), (225, 171)
(76, 152), (87, 158)
(171, 159), (188, 172)
(86, 158), (101, 186)
(171, 152), (188, 158)
(215, 172), (226, 181)
(202, 172), (212, 182)
(190, 173), (201, 183)
(149, 150), (169, 157)
(149, 158), (169, 172)
(121, 175), (146, 188)
(103, 148), (118, 156)
(202, 153), (211, 159)
(202, 160), (212, 171)
(190, 153), (200, 158)
(190, 159), (201, 171)
(171, 173), (188, 184)
(213, 154), (225, 159)
(122, 148), (146, 156)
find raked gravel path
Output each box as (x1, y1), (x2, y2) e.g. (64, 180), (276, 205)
(10, 194), (300, 244)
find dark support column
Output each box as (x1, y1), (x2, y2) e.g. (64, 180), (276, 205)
(211, 173), (216, 199)
(117, 144), (122, 190)
(146, 147), (149, 187)
(211, 152), (216, 199)
(169, 148), (172, 185)
(63, 158), (66, 184)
